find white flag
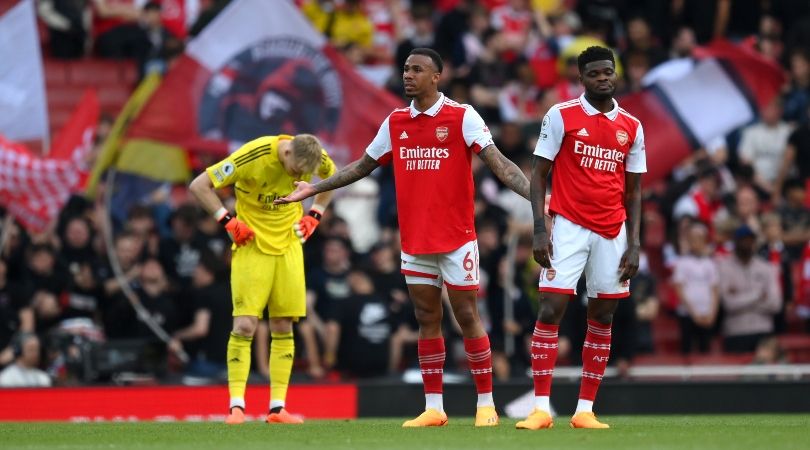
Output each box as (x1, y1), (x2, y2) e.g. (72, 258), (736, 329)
(0, 0), (49, 142)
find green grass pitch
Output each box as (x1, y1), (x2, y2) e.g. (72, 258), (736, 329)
(1, 415), (807, 449)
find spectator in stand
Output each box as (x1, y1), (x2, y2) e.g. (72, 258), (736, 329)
(620, 50), (651, 95)
(302, 0), (374, 56)
(490, 0), (533, 57)
(334, 269), (396, 378)
(733, 185), (763, 237)
(738, 97), (792, 196)
(139, 1), (183, 77)
(498, 58), (542, 124)
(672, 222), (719, 354)
(0, 333), (51, 387)
(38, 0), (87, 59)
(623, 15), (667, 68)
(776, 103), (810, 203)
(168, 251), (231, 379)
(758, 213), (792, 334)
(126, 205), (160, 258)
(159, 205), (206, 291)
(718, 225), (782, 353)
(0, 260), (34, 368)
(59, 216), (97, 270)
(394, 6), (435, 78)
(105, 258), (176, 339)
(99, 232), (144, 299)
(554, 56), (585, 102)
(469, 29), (512, 124)
(672, 165), (725, 230)
(782, 49), (810, 125)
(776, 179), (810, 261)
(299, 237), (353, 378)
(91, 0), (151, 60)
(629, 252), (659, 355)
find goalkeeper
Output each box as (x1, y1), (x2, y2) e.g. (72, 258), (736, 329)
(189, 134), (335, 424)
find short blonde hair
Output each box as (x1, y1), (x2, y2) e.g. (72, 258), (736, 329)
(291, 134), (323, 174)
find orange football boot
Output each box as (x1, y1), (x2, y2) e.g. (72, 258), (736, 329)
(402, 409), (448, 427)
(225, 407), (245, 425)
(515, 409), (554, 430)
(266, 408), (304, 424)
(570, 412), (609, 429)
(474, 406), (499, 427)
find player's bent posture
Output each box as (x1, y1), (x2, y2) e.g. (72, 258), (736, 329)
(189, 134), (335, 424)
(516, 46), (646, 430)
(276, 48), (530, 427)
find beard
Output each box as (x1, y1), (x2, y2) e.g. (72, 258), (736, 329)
(588, 86), (615, 101)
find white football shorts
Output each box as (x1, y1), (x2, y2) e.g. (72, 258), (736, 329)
(538, 215), (630, 299)
(401, 239), (479, 290)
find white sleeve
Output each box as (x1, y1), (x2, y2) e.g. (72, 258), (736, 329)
(533, 106), (564, 160)
(365, 115), (392, 161)
(626, 122), (647, 173)
(462, 106), (495, 151)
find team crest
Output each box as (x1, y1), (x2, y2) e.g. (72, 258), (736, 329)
(436, 126), (448, 142)
(199, 37), (341, 144)
(616, 130), (629, 146)
(546, 268), (556, 281)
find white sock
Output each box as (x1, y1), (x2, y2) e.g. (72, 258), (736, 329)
(477, 392), (494, 408)
(270, 400), (285, 410)
(575, 399), (594, 414)
(229, 398), (245, 409)
(425, 393), (444, 412)
(534, 395), (550, 413)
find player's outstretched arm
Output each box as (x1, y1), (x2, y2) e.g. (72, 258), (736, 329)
(275, 154), (380, 205)
(619, 171), (642, 282)
(531, 156), (554, 268)
(479, 144), (530, 200)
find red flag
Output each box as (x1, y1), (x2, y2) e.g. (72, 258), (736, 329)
(0, 90), (99, 233)
(125, 0), (403, 165)
(620, 40), (785, 183)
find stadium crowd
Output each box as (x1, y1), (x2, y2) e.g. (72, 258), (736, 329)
(1, 0), (809, 387)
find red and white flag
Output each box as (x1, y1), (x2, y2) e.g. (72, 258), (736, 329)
(125, 0), (402, 165)
(0, 90), (99, 233)
(622, 40), (785, 183)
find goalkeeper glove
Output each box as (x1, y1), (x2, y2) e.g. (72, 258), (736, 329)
(216, 209), (255, 246)
(294, 209), (322, 243)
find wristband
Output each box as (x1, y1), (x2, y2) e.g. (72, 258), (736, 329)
(215, 207), (232, 225)
(307, 209), (322, 221)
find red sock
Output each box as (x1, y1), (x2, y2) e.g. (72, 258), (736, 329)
(463, 335), (493, 394)
(579, 320), (612, 401)
(418, 337), (445, 394)
(530, 322), (559, 396)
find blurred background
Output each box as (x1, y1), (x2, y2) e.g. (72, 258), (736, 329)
(0, 0), (808, 419)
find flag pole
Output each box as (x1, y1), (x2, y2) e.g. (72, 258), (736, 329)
(100, 168), (189, 364)
(0, 213), (14, 260)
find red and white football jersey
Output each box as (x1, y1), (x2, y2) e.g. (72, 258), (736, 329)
(534, 94), (647, 239)
(366, 93), (494, 254)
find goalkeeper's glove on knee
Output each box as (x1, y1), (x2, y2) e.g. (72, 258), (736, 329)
(294, 208), (322, 243)
(216, 208), (254, 246)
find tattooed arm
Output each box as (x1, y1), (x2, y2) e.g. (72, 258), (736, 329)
(274, 154), (380, 204)
(478, 144), (530, 200)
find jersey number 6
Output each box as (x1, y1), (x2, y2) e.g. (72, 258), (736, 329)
(463, 252), (474, 271)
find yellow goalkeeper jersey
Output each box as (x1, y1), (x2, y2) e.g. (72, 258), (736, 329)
(206, 135), (336, 255)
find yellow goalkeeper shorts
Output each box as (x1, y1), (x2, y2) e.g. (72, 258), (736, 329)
(230, 240), (306, 319)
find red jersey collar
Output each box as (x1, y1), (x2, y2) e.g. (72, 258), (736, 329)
(579, 93), (619, 121)
(409, 93), (445, 118)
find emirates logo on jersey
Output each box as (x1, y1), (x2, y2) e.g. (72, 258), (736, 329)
(616, 130), (629, 146)
(436, 126), (448, 142)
